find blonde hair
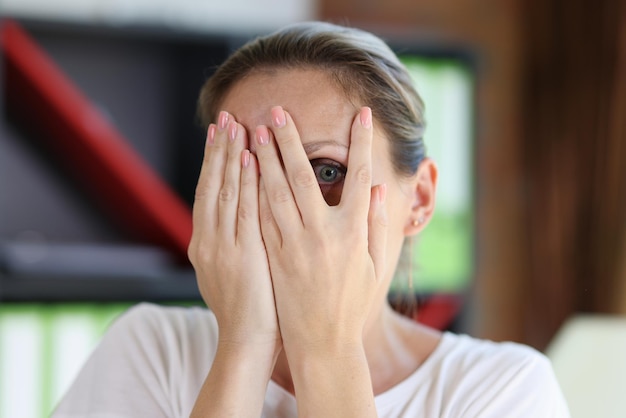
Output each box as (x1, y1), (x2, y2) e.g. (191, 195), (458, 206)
(197, 21), (427, 177)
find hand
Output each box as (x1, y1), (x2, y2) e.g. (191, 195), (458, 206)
(255, 106), (388, 355)
(188, 111), (280, 351)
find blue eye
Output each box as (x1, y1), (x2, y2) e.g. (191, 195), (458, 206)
(310, 159), (346, 184)
(310, 159), (346, 206)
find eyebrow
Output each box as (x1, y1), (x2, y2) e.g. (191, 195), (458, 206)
(302, 140), (349, 154)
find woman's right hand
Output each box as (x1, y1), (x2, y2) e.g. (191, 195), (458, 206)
(188, 112), (280, 417)
(188, 110), (280, 352)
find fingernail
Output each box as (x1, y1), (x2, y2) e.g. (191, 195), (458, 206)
(360, 107), (372, 129)
(218, 111), (229, 130)
(241, 149), (250, 168)
(256, 126), (269, 145)
(228, 121), (238, 142)
(378, 183), (387, 204)
(207, 124), (216, 145)
(271, 106), (286, 128)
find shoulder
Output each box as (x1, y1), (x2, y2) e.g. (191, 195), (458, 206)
(430, 333), (570, 417)
(110, 302), (217, 339)
(439, 332), (548, 372)
(114, 302), (215, 325)
(52, 303), (217, 417)
(104, 302), (219, 364)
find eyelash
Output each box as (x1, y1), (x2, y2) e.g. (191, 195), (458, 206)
(310, 159), (347, 184)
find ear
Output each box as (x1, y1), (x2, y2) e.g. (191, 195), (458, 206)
(404, 158), (438, 236)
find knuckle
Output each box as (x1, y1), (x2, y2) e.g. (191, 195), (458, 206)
(202, 149), (214, 165)
(194, 183), (217, 202)
(218, 185), (236, 202)
(193, 185), (207, 201)
(354, 164), (372, 185)
(197, 244), (215, 266)
(187, 241), (197, 264)
(260, 207), (274, 225)
(293, 168), (317, 189)
(237, 204), (255, 222)
(188, 240), (212, 267)
(271, 186), (293, 204)
(375, 215), (388, 229)
(212, 138), (227, 150)
(368, 208), (388, 227)
(277, 132), (297, 146)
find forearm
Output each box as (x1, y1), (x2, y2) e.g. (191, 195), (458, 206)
(191, 341), (279, 418)
(287, 341), (377, 418)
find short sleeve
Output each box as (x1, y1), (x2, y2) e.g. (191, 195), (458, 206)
(457, 344), (571, 418)
(51, 303), (217, 418)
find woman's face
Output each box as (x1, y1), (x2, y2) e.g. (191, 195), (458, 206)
(219, 68), (419, 291)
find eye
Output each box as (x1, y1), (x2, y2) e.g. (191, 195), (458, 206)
(310, 159), (346, 184)
(310, 159), (346, 206)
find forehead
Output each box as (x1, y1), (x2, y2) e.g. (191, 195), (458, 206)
(219, 69), (358, 146)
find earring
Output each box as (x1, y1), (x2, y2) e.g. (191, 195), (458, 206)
(412, 216), (425, 227)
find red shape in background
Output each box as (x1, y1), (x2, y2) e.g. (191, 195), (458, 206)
(413, 294), (463, 330)
(1, 19), (193, 262)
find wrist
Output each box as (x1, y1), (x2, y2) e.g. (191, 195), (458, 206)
(285, 340), (375, 416)
(283, 336), (366, 371)
(212, 339), (281, 386)
(217, 335), (282, 361)
(193, 334), (281, 417)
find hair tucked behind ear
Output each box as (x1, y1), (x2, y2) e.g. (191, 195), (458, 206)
(197, 21), (427, 177)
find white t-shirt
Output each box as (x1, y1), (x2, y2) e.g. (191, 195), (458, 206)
(52, 303), (570, 417)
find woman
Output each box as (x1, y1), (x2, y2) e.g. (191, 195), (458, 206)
(53, 22), (569, 417)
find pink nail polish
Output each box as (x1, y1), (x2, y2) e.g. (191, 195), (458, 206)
(207, 124), (216, 145)
(228, 121), (238, 141)
(360, 107), (372, 129)
(241, 150), (250, 167)
(271, 106), (286, 128)
(218, 111), (229, 130)
(378, 183), (387, 204)
(256, 126), (269, 145)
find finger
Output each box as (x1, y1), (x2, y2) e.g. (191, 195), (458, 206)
(236, 150), (262, 243)
(191, 110), (231, 234)
(269, 106), (326, 223)
(218, 119), (247, 242)
(189, 124), (216, 260)
(339, 107), (373, 220)
(258, 172), (283, 252)
(255, 124), (303, 233)
(368, 183), (388, 282)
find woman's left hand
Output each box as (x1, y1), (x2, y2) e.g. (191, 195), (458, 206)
(255, 105), (388, 356)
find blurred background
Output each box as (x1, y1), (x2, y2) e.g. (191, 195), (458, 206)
(1, 0), (625, 417)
